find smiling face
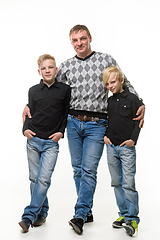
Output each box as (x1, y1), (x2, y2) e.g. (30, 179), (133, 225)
(38, 59), (58, 87)
(105, 72), (124, 94)
(70, 30), (92, 58)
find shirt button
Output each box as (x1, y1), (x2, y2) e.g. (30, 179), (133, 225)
(117, 99), (119, 101)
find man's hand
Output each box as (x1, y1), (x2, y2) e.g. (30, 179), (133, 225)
(22, 106), (32, 123)
(49, 132), (63, 142)
(133, 105), (145, 128)
(120, 139), (135, 147)
(24, 130), (36, 139)
(104, 136), (112, 145)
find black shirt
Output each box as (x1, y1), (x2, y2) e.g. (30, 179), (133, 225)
(23, 80), (71, 139)
(105, 89), (142, 145)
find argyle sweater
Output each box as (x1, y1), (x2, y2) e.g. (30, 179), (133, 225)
(56, 51), (141, 118)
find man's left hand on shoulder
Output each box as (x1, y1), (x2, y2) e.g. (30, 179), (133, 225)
(133, 105), (145, 128)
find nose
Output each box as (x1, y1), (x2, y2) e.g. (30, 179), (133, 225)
(77, 39), (82, 46)
(46, 67), (50, 72)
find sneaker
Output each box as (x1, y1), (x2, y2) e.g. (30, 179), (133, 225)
(85, 214), (94, 223)
(19, 218), (32, 232)
(123, 220), (138, 237)
(33, 215), (46, 226)
(69, 218), (84, 234)
(112, 216), (125, 228)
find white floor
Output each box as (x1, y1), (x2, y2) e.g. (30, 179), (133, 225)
(1, 131), (159, 240)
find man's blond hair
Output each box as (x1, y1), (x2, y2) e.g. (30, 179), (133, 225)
(103, 66), (124, 86)
(37, 54), (56, 69)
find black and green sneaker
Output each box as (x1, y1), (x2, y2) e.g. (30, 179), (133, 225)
(112, 216), (125, 228)
(123, 220), (138, 237)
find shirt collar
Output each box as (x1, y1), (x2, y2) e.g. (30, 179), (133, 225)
(40, 79), (59, 89)
(113, 88), (129, 98)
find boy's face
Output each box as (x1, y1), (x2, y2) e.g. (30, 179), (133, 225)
(105, 72), (124, 94)
(70, 30), (92, 58)
(38, 59), (58, 86)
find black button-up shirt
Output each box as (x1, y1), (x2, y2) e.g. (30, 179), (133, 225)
(105, 89), (142, 145)
(23, 80), (71, 139)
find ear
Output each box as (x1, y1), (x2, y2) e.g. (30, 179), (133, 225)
(89, 35), (92, 43)
(121, 77), (124, 84)
(56, 67), (58, 74)
(38, 69), (41, 75)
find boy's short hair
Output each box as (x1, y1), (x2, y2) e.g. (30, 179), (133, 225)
(69, 25), (91, 38)
(103, 66), (124, 86)
(37, 54), (56, 69)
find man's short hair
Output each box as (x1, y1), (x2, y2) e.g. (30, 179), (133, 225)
(69, 25), (91, 38)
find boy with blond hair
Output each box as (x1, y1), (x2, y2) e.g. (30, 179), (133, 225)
(103, 66), (142, 237)
(19, 54), (71, 232)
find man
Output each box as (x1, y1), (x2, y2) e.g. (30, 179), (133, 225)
(23, 25), (145, 235)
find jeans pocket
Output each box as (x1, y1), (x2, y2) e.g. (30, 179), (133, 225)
(67, 114), (72, 123)
(95, 119), (108, 127)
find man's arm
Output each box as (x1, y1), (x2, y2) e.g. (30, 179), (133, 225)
(23, 89), (36, 137)
(115, 59), (145, 128)
(22, 105), (31, 123)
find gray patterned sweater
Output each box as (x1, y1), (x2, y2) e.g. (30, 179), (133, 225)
(56, 51), (141, 118)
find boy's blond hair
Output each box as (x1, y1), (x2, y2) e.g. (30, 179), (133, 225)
(103, 66), (124, 86)
(37, 54), (56, 69)
(69, 24), (91, 38)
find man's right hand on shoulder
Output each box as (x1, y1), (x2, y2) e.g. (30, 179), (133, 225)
(22, 105), (32, 123)
(24, 129), (36, 139)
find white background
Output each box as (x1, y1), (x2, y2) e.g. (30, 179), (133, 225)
(0, 0), (159, 239)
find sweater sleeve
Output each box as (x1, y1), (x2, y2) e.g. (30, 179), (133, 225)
(112, 56), (144, 104)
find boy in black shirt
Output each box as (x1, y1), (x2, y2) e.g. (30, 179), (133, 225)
(19, 54), (71, 233)
(103, 66), (142, 237)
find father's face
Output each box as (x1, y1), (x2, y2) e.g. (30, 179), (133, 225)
(70, 30), (92, 58)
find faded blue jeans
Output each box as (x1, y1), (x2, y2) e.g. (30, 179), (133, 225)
(107, 144), (140, 224)
(22, 137), (59, 223)
(67, 115), (107, 221)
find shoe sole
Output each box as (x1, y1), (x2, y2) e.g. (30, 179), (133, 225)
(18, 222), (29, 232)
(123, 225), (134, 236)
(32, 219), (46, 226)
(69, 221), (82, 234)
(112, 223), (124, 228)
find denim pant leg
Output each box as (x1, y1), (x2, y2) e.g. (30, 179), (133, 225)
(22, 137), (59, 223)
(107, 144), (128, 216)
(67, 116), (107, 221)
(107, 144), (140, 224)
(67, 116), (83, 196)
(120, 145), (140, 224)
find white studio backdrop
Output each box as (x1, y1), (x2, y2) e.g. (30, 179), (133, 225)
(0, 0), (159, 239)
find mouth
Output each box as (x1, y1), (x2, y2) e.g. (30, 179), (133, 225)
(110, 88), (115, 92)
(77, 45), (84, 51)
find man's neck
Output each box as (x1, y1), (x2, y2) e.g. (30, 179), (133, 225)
(77, 50), (93, 59)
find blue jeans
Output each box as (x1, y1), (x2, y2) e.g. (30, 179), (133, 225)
(22, 137), (59, 223)
(107, 144), (140, 224)
(67, 115), (107, 221)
